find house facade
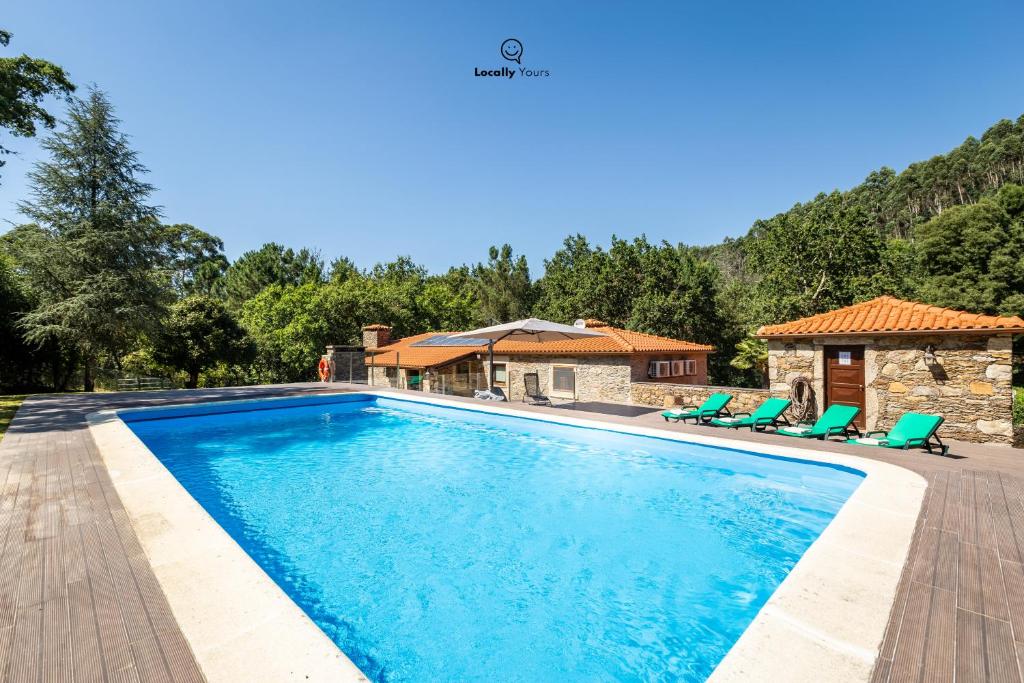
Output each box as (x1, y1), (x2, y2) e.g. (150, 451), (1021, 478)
(757, 296), (1023, 445)
(351, 320), (714, 404)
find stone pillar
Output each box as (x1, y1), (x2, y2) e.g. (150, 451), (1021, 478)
(362, 324), (392, 350)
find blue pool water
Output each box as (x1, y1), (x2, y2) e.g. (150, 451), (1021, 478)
(124, 394), (863, 682)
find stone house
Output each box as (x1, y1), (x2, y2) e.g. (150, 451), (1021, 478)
(353, 320), (714, 403)
(756, 296), (1023, 445)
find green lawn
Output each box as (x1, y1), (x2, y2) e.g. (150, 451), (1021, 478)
(0, 395), (27, 442)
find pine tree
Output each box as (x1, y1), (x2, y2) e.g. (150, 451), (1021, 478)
(14, 88), (167, 391)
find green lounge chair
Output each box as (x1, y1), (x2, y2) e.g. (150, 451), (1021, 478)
(845, 412), (949, 455)
(777, 404), (862, 440)
(661, 392), (733, 424)
(709, 397), (791, 431)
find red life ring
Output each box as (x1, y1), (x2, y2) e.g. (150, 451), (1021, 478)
(318, 357), (331, 382)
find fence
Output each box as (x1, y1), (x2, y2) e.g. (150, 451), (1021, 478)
(426, 372), (489, 397)
(328, 349), (370, 384)
(92, 369), (176, 391)
(115, 377), (176, 391)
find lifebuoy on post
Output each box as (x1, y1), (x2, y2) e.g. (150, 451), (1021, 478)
(318, 357), (332, 382)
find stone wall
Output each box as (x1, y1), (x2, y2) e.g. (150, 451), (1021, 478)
(505, 356), (633, 403)
(766, 333), (1017, 445)
(872, 334), (1014, 443)
(631, 382), (773, 414)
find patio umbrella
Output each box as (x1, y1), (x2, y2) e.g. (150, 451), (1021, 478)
(449, 318), (606, 391)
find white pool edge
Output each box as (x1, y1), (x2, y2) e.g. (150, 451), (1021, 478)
(87, 408), (369, 683)
(89, 390), (926, 683)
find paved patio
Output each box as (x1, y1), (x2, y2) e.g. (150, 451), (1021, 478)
(2, 384), (1023, 681)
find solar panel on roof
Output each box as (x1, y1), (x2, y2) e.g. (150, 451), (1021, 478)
(410, 334), (491, 347)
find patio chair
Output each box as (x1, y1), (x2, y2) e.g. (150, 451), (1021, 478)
(845, 412), (949, 455)
(777, 404), (862, 440)
(708, 397), (792, 431)
(522, 372), (551, 406)
(661, 392), (733, 424)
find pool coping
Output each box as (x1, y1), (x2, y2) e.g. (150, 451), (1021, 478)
(88, 390), (927, 683)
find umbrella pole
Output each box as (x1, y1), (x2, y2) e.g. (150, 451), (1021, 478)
(488, 340), (494, 391)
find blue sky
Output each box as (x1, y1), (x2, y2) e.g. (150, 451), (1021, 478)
(2, 0), (1023, 273)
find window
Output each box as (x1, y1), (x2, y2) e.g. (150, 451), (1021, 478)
(551, 365), (576, 397)
(492, 363), (508, 386)
(671, 360), (686, 377)
(684, 359), (697, 376)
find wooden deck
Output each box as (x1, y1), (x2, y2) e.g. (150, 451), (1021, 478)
(0, 385), (337, 682)
(1, 384), (1023, 681)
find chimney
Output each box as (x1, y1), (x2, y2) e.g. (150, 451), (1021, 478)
(583, 318), (608, 328)
(362, 324), (392, 350)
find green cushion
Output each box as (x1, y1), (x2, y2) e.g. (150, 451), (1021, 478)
(701, 393), (733, 413)
(711, 397), (790, 429)
(845, 412), (943, 449)
(751, 398), (791, 420)
(888, 412), (943, 443)
(662, 393), (733, 421)
(780, 404), (860, 438)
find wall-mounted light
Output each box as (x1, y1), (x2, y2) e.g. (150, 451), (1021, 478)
(923, 344), (937, 365)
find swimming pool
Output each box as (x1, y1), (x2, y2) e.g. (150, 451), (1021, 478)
(122, 393), (864, 682)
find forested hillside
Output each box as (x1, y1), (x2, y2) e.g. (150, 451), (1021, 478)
(1, 44), (1022, 392)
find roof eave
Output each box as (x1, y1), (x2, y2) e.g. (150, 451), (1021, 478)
(757, 327), (1021, 340)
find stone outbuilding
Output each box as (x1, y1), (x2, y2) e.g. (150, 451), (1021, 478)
(757, 296), (1023, 445)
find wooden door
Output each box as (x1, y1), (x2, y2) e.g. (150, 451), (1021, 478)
(825, 346), (866, 429)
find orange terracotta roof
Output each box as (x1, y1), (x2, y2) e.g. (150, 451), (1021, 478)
(757, 296), (1024, 338)
(365, 332), (476, 369)
(366, 326), (713, 369)
(491, 326), (714, 355)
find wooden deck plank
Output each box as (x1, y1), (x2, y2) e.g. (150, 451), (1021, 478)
(982, 614), (1021, 683)
(957, 608), (986, 683)
(912, 527), (959, 591)
(81, 517), (136, 676)
(68, 579), (104, 683)
(990, 474), (1024, 565)
(1001, 559), (1024, 644)
(960, 541), (1010, 621)
(41, 594), (73, 683)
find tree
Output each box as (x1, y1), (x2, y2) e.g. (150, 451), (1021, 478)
(729, 335), (769, 388)
(916, 183), (1024, 316)
(328, 255), (359, 283)
(418, 266), (480, 331)
(222, 242), (324, 308)
(0, 251), (37, 388)
(743, 191), (882, 323)
(12, 88), (169, 390)
(358, 256), (428, 338)
(0, 29), (75, 182)
(161, 223), (229, 296)
(240, 282), (362, 382)
(472, 244), (534, 324)
(627, 243), (724, 343)
(533, 235), (617, 324)
(154, 296), (251, 388)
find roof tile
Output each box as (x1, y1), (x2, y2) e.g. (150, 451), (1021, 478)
(366, 326), (713, 369)
(757, 296), (1024, 337)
